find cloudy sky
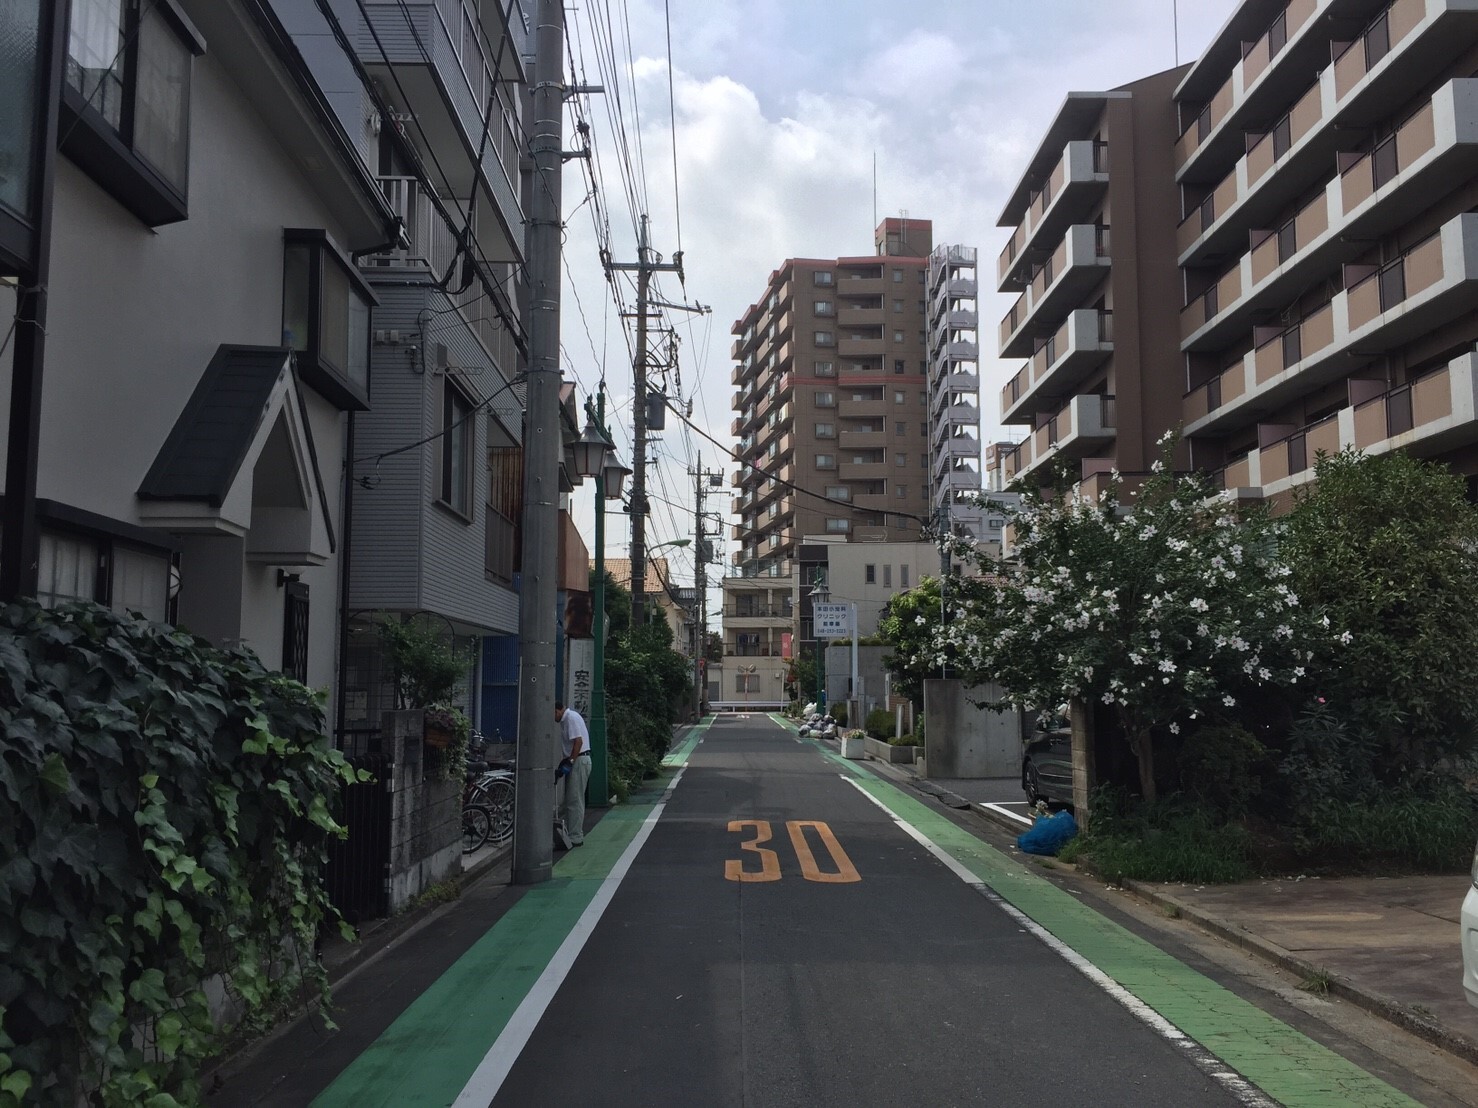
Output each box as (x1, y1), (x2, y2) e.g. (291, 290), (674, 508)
(558, 0), (1242, 598)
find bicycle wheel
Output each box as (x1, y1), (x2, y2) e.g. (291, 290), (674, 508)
(463, 803), (492, 853)
(483, 779), (515, 846)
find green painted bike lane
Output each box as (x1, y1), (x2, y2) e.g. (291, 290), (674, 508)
(766, 713), (1418, 1108)
(311, 718), (712, 1107)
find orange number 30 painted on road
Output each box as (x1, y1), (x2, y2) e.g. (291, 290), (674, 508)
(725, 819), (860, 883)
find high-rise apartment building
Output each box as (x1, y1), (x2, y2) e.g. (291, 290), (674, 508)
(994, 71), (1188, 494)
(1174, 0), (1478, 503)
(717, 218), (937, 707)
(927, 244), (987, 534)
(996, 1), (1478, 507)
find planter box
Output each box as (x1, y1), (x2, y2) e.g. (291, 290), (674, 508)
(838, 733), (867, 759)
(863, 737), (916, 764)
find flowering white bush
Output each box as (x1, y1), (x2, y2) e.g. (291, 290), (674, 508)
(927, 445), (1325, 801)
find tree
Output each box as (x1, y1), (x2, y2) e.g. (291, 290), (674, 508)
(1284, 448), (1478, 780)
(877, 575), (993, 703)
(786, 653), (817, 702)
(934, 446), (1319, 801)
(704, 631), (723, 663)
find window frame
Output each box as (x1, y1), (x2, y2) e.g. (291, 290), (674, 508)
(282, 229), (377, 411)
(439, 378), (476, 519)
(60, 0), (204, 227)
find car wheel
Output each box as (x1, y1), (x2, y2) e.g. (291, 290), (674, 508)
(1023, 762), (1042, 804)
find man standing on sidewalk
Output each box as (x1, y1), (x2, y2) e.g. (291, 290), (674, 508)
(554, 702), (591, 846)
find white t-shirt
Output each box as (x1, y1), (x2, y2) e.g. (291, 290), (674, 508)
(559, 707), (590, 759)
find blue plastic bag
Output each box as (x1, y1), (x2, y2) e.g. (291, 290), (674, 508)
(1017, 810), (1078, 856)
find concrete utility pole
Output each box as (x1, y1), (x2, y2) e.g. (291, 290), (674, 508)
(690, 457), (723, 715)
(605, 216), (682, 627)
(512, 0), (568, 886)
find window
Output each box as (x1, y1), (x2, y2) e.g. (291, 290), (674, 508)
(883, 565), (892, 587)
(892, 268), (904, 283)
(894, 390), (905, 404)
(814, 330), (834, 346)
(895, 422), (906, 436)
(815, 391), (836, 407)
(895, 485), (907, 498)
(814, 422), (836, 438)
(892, 299), (903, 313)
(865, 564), (876, 583)
(37, 526), (171, 622)
(826, 518), (851, 533)
(988, 517), (1006, 529)
(894, 360), (905, 374)
(919, 392), (928, 406)
(814, 361), (836, 377)
(900, 565), (910, 588)
(825, 485), (851, 501)
(920, 422), (929, 435)
(815, 453), (836, 469)
(736, 673), (759, 693)
(893, 330), (905, 343)
(1, 0), (43, 261)
(814, 271), (834, 286)
(921, 454), (929, 468)
(282, 230), (376, 410)
(814, 300), (834, 315)
(895, 453), (907, 467)
(441, 381), (474, 516)
(62, 0), (203, 226)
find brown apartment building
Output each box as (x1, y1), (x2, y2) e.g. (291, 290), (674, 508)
(995, 68), (1190, 492)
(1175, 0), (1478, 503)
(716, 219), (938, 706)
(997, 0), (1478, 507)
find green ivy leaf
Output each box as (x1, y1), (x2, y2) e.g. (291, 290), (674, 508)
(37, 753), (69, 797)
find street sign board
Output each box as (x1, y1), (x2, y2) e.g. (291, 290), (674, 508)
(813, 603), (852, 637)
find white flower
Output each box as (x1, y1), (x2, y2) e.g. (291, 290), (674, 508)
(1169, 721), (1180, 734)
(1159, 660), (1176, 673)
(1258, 667), (1271, 681)
(1189, 597), (1208, 612)
(1222, 694), (1236, 707)
(914, 615), (925, 625)
(1294, 667), (1305, 678)
(1339, 630), (1354, 645)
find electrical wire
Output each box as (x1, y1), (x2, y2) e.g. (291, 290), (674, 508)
(351, 372), (527, 476)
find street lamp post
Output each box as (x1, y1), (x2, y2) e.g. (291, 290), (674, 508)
(811, 576), (828, 712)
(572, 397), (627, 810)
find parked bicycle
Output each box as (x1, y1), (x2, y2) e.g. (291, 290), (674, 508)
(462, 730), (515, 853)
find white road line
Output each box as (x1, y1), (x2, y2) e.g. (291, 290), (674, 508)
(978, 801), (1033, 826)
(843, 776), (1278, 1108)
(452, 768), (687, 1105)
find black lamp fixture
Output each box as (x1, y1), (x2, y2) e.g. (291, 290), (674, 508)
(571, 414), (617, 483)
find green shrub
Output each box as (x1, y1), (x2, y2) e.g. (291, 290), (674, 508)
(829, 703), (847, 727)
(914, 713), (925, 746)
(864, 708), (895, 739)
(1292, 782), (1478, 871)
(1070, 787), (1254, 884)
(1177, 724), (1266, 817)
(0, 601), (358, 1105)
(890, 733), (920, 747)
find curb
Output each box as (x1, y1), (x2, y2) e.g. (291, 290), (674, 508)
(1115, 877), (1478, 1069)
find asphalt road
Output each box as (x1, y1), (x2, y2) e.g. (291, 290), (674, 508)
(222, 713), (1426, 1107)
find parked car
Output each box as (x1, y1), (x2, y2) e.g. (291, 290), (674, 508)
(1463, 839), (1478, 1009)
(1022, 718), (1073, 807)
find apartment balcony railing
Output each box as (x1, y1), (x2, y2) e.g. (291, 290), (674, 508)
(930, 308), (979, 348)
(359, 0), (524, 258)
(369, 176), (460, 275)
(838, 336), (885, 358)
(1184, 212), (1478, 434)
(999, 308), (1114, 424)
(1181, 82), (1478, 351)
(1177, 1), (1478, 265)
(837, 305), (884, 328)
(725, 605), (792, 619)
(1210, 352), (1478, 496)
(1174, 0), (1325, 178)
(999, 224), (1111, 357)
(838, 428), (887, 448)
(1006, 394), (1117, 482)
(997, 141), (1110, 291)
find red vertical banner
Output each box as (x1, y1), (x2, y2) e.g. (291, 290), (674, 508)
(781, 632), (793, 659)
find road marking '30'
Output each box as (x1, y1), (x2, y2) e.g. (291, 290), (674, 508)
(725, 819), (860, 883)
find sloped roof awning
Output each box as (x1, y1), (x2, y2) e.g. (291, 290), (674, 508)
(137, 345), (335, 566)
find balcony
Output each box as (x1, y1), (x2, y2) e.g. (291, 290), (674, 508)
(997, 140), (1110, 291)
(999, 309), (1114, 424)
(937, 468), (983, 493)
(1178, 2), (1478, 262)
(839, 428), (887, 449)
(998, 225), (1111, 358)
(359, 0), (525, 260)
(367, 176), (459, 276)
(838, 305), (884, 327)
(1011, 394), (1117, 482)
(1173, 0), (1327, 181)
(1210, 352), (1478, 497)
(1185, 212), (1478, 434)
(1182, 83), (1478, 351)
(938, 435), (981, 463)
(838, 336), (885, 358)
(841, 395), (889, 419)
(840, 460), (893, 481)
(836, 274), (885, 296)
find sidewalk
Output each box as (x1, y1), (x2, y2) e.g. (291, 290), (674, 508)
(912, 767), (1478, 1067)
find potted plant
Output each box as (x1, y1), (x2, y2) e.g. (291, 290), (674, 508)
(379, 617), (474, 780)
(423, 702), (471, 781)
(839, 727), (867, 760)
